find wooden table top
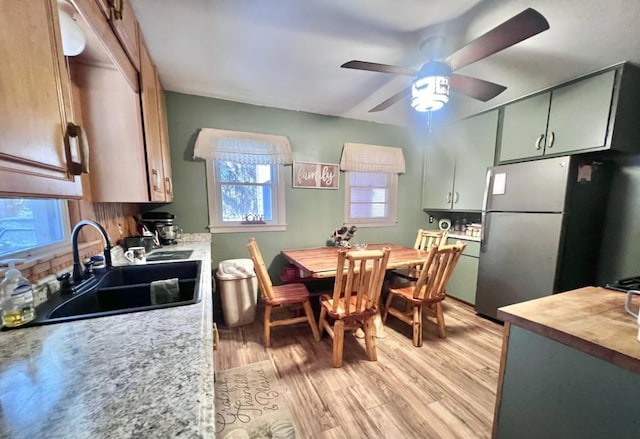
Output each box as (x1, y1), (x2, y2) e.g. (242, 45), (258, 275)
(281, 243), (427, 279)
(498, 286), (640, 374)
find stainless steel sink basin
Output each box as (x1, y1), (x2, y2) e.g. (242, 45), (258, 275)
(25, 260), (202, 326)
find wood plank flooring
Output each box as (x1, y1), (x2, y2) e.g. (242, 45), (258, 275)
(215, 298), (503, 439)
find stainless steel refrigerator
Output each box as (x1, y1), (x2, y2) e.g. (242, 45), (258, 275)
(475, 155), (610, 320)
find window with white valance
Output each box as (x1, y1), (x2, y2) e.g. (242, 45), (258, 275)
(194, 128), (291, 233)
(340, 142), (406, 174)
(193, 128), (292, 165)
(340, 143), (405, 227)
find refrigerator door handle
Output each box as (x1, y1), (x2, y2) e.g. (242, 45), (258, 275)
(481, 168), (492, 252)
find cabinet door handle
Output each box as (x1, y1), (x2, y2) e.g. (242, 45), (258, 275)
(165, 177), (173, 195)
(446, 192), (452, 204)
(454, 191), (459, 203)
(548, 131), (555, 148)
(109, 0), (123, 20)
(152, 169), (161, 191)
(65, 122), (82, 176)
(535, 134), (544, 150)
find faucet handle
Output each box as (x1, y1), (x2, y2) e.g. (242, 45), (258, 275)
(57, 272), (73, 295)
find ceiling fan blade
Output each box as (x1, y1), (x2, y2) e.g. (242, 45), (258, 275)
(450, 74), (507, 101)
(369, 87), (412, 112)
(446, 8), (549, 71)
(341, 60), (417, 77)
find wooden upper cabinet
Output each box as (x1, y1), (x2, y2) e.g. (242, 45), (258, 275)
(157, 72), (174, 201)
(0, 0), (82, 198)
(95, 0), (140, 71)
(140, 37), (167, 202)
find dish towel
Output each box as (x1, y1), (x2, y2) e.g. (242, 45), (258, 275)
(150, 278), (180, 305)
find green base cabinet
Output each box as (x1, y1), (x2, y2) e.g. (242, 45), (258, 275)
(445, 239), (479, 304)
(495, 326), (640, 439)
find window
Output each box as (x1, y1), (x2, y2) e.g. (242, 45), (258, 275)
(345, 172), (398, 226)
(193, 128), (291, 233)
(0, 198), (69, 258)
(340, 143), (405, 227)
(206, 160), (286, 232)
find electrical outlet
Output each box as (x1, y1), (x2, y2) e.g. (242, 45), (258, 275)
(429, 215), (434, 223)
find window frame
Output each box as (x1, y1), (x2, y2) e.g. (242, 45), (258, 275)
(344, 171), (398, 227)
(204, 159), (287, 233)
(0, 198), (71, 260)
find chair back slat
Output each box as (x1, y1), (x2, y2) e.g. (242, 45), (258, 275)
(413, 241), (465, 301)
(247, 238), (275, 301)
(415, 229), (448, 251)
(330, 248), (391, 317)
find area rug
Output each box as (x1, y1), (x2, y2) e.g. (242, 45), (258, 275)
(215, 360), (298, 439)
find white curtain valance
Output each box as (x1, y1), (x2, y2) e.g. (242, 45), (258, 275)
(340, 143), (406, 174)
(193, 128), (292, 165)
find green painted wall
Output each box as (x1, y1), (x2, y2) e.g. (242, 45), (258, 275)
(162, 92), (427, 277)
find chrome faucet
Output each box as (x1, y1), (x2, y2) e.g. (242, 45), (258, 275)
(71, 220), (113, 283)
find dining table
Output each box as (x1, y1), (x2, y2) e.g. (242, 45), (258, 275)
(281, 243), (428, 279)
(281, 243), (429, 338)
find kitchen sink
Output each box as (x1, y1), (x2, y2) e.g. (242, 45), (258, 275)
(24, 260), (202, 326)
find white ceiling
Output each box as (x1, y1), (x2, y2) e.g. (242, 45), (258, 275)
(131, 0), (640, 127)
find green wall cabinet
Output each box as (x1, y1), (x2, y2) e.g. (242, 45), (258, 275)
(499, 63), (640, 163)
(423, 110), (498, 211)
(446, 239), (480, 304)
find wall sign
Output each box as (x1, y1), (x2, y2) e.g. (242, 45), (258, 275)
(292, 161), (339, 189)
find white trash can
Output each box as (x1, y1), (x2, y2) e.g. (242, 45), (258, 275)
(216, 258), (258, 328)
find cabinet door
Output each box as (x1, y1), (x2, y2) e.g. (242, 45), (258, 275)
(423, 125), (456, 210)
(0, 0), (81, 198)
(499, 93), (550, 162)
(96, 0), (140, 70)
(157, 72), (174, 201)
(140, 37), (167, 202)
(446, 255), (479, 304)
(545, 70), (616, 155)
(452, 110), (498, 211)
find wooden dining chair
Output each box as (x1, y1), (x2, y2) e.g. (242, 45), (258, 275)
(382, 241), (465, 347)
(247, 238), (320, 347)
(389, 229), (448, 282)
(318, 247), (391, 367)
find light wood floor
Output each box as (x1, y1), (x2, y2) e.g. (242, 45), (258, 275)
(215, 298), (503, 439)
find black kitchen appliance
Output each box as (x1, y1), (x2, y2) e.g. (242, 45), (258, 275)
(140, 212), (180, 245)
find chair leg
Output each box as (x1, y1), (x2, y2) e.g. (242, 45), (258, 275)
(303, 300), (321, 342)
(318, 306), (327, 338)
(412, 305), (423, 347)
(363, 317), (377, 361)
(435, 303), (446, 338)
(382, 292), (393, 323)
(263, 304), (272, 347)
(332, 320), (345, 368)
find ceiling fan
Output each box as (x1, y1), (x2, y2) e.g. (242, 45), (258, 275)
(341, 8), (550, 113)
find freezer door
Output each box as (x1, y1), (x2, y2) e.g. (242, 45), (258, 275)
(487, 156), (572, 213)
(475, 212), (564, 320)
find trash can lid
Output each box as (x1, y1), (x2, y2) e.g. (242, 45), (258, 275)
(216, 258), (255, 280)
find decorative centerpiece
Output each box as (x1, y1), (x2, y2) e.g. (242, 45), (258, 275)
(331, 225), (357, 248)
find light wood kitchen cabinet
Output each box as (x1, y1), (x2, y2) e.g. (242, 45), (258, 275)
(0, 0), (82, 198)
(446, 239), (480, 304)
(499, 63), (640, 162)
(140, 36), (172, 202)
(70, 0), (149, 202)
(423, 110), (498, 211)
(95, 0), (140, 71)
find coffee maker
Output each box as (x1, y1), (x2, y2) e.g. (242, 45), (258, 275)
(140, 212), (181, 245)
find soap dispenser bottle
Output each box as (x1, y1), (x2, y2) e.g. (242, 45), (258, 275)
(0, 260), (35, 327)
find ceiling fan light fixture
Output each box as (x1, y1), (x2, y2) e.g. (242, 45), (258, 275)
(411, 61), (451, 112)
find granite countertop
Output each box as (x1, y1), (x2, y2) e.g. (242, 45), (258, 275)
(0, 234), (214, 438)
(498, 286), (640, 374)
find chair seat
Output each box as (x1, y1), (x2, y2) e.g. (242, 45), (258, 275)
(268, 283), (311, 305)
(319, 294), (378, 320)
(388, 284), (445, 305)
